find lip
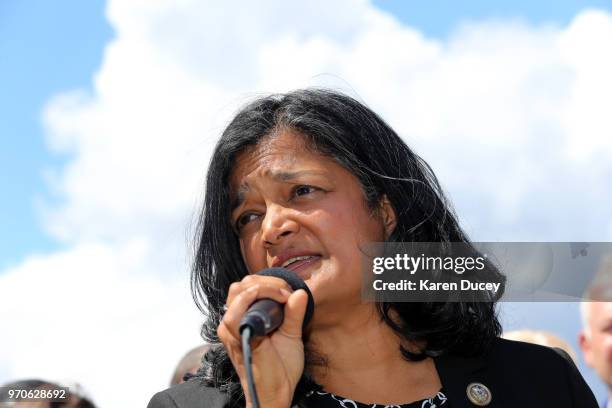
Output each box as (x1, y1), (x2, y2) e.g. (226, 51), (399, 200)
(284, 255), (321, 278)
(271, 251), (321, 268)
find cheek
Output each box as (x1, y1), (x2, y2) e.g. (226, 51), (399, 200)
(316, 204), (383, 261)
(318, 196), (381, 237)
(604, 336), (612, 358)
(240, 237), (267, 274)
(590, 334), (612, 364)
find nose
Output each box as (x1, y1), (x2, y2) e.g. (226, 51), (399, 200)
(261, 204), (299, 246)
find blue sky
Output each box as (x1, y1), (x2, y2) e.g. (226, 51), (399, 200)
(0, 0), (112, 269)
(374, 0), (612, 37)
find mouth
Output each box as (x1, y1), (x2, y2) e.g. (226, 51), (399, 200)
(280, 255), (321, 277)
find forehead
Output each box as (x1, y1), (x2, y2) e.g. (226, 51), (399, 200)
(229, 130), (335, 189)
(589, 302), (612, 325)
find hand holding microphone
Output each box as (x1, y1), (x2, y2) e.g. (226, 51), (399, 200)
(217, 268), (314, 408)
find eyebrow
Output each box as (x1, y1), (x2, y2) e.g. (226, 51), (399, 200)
(230, 170), (327, 211)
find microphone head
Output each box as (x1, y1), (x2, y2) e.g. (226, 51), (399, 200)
(256, 267), (315, 330)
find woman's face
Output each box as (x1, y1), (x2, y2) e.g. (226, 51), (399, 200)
(229, 130), (396, 315)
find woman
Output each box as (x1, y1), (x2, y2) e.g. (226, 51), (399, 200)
(149, 89), (597, 407)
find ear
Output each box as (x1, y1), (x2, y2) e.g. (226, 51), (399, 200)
(579, 330), (594, 367)
(379, 195), (397, 239)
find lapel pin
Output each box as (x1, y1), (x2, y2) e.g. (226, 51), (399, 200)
(466, 382), (492, 406)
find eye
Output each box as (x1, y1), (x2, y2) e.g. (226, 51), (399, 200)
(292, 185), (318, 198)
(235, 212), (260, 231)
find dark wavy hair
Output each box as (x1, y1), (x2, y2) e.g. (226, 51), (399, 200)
(191, 88), (505, 406)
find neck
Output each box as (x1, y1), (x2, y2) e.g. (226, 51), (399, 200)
(307, 303), (400, 372)
(304, 303), (441, 404)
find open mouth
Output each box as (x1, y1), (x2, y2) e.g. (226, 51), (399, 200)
(281, 255), (321, 275)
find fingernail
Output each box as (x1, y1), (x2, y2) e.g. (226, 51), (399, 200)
(246, 286), (258, 293)
(280, 288), (292, 297)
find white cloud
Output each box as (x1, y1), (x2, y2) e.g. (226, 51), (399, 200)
(0, 242), (202, 407)
(2, 1), (612, 406)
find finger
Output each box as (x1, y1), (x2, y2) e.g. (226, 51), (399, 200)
(277, 289), (309, 339)
(226, 281), (243, 304)
(226, 275), (293, 306)
(222, 285), (292, 340)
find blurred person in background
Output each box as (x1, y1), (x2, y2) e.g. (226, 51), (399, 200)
(0, 379), (96, 408)
(580, 302), (612, 408)
(170, 344), (212, 386)
(580, 256), (612, 408)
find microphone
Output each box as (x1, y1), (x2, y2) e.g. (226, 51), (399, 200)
(238, 268), (315, 408)
(239, 268), (315, 337)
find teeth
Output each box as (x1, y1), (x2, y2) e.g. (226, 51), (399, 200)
(281, 255), (315, 268)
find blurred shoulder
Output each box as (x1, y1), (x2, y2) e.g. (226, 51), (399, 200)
(490, 337), (597, 405)
(147, 378), (229, 408)
(489, 336), (573, 367)
(436, 337), (597, 406)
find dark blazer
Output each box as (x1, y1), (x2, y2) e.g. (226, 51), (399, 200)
(148, 338), (597, 407)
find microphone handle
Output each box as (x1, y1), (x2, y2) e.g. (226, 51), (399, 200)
(239, 299), (284, 337)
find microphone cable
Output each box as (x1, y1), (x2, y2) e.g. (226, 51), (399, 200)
(241, 326), (260, 408)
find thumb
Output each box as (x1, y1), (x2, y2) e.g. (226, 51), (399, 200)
(278, 289), (309, 338)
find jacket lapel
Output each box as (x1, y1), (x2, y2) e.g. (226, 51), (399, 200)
(434, 351), (492, 407)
